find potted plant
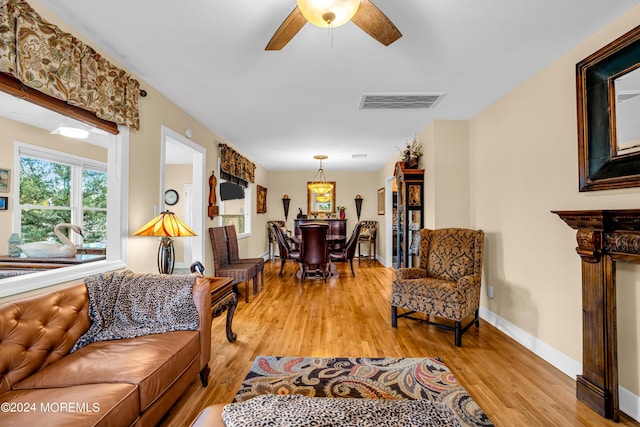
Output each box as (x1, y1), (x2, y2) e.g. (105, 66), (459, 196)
(336, 206), (346, 219)
(402, 137), (422, 169)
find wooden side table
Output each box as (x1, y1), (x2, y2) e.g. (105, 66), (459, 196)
(208, 276), (237, 342)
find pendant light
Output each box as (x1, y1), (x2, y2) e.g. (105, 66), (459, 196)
(308, 155), (333, 195)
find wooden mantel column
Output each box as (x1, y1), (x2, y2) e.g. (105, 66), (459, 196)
(553, 209), (640, 421)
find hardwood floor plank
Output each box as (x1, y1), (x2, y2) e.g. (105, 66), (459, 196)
(159, 260), (640, 426)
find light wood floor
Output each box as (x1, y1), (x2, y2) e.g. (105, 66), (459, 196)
(160, 259), (640, 427)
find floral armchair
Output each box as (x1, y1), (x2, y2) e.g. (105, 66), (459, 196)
(391, 228), (484, 347)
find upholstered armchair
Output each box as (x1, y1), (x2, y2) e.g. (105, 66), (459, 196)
(391, 228), (484, 347)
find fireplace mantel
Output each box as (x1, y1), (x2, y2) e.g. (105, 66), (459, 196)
(553, 209), (640, 421)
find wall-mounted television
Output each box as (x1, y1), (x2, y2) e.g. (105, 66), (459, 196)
(220, 182), (245, 201)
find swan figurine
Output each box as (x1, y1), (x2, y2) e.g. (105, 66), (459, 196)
(18, 223), (84, 258)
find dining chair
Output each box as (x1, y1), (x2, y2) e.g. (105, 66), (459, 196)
(267, 220), (286, 261)
(208, 227), (258, 303)
(329, 221), (364, 277)
(357, 220), (378, 262)
(270, 222), (300, 276)
(298, 223), (330, 283)
(224, 225), (264, 290)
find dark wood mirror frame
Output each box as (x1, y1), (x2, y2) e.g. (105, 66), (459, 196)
(577, 24), (640, 191)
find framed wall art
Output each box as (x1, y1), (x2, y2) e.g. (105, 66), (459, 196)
(256, 185), (267, 214)
(0, 169), (9, 193)
(0, 196), (7, 210)
(377, 187), (385, 215)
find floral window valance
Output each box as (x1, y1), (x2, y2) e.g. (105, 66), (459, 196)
(0, 0), (140, 130)
(219, 143), (255, 188)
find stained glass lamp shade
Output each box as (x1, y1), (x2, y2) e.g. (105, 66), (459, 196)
(132, 210), (196, 274)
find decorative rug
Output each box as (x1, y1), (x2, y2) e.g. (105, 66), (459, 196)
(233, 356), (493, 427)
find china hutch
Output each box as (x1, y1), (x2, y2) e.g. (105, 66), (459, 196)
(394, 162), (424, 268)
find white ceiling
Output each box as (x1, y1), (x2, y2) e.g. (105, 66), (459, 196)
(10, 0), (640, 171)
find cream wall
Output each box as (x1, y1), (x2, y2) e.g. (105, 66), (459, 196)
(469, 5), (640, 397)
(266, 170), (380, 239)
(420, 120), (470, 229)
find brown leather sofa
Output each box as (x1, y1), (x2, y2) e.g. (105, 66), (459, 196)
(0, 276), (212, 427)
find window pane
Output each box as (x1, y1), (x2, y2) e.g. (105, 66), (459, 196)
(83, 169), (107, 208)
(83, 210), (107, 244)
(20, 208), (72, 244)
(19, 157), (71, 206)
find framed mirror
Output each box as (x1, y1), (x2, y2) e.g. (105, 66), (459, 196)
(577, 24), (640, 191)
(307, 181), (336, 216)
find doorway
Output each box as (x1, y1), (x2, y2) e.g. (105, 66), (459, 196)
(160, 126), (205, 270)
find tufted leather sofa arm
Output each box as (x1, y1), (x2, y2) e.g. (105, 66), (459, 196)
(0, 283), (91, 394)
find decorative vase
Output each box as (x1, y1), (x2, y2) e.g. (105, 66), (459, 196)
(404, 158), (419, 169)
(339, 210), (346, 219)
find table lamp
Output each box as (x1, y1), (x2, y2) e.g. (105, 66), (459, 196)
(133, 210), (196, 274)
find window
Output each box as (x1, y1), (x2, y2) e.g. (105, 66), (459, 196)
(220, 180), (252, 237)
(1, 129), (128, 298)
(17, 144), (107, 247)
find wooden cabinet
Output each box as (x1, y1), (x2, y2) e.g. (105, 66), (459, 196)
(394, 162), (424, 268)
(294, 219), (347, 236)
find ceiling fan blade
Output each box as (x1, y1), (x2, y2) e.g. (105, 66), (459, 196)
(351, 0), (402, 46)
(265, 7), (307, 51)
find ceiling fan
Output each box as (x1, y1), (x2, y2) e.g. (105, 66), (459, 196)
(266, 0), (402, 50)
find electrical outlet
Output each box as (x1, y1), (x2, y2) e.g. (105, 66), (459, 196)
(487, 285), (494, 299)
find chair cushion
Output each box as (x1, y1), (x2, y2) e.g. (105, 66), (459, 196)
(392, 278), (478, 321)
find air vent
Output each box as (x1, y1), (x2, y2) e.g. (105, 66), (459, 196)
(352, 153), (367, 159)
(359, 93), (444, 109)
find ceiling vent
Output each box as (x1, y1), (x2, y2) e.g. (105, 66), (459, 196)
(359, 93), (444, 109)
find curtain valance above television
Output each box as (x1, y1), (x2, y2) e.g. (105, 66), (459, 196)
(219, 143), (255, 188)
(0, 0), (140, 130)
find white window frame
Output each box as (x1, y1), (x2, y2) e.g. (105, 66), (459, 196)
(1, 127), (129, 298)
(15, 143), (107, 245)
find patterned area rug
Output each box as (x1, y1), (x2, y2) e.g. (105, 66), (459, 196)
(234, 356), (493, 427)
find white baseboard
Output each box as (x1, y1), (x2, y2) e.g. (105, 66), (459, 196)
(479, 306), (640, 422)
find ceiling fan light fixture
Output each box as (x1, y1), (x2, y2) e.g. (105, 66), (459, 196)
(297, 0), (360, 28)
